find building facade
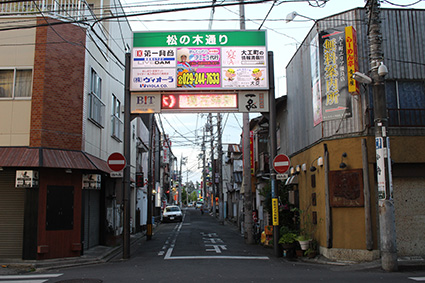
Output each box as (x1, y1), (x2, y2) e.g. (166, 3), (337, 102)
(282, 7), (425, 261)
(0, 0), (137, 260)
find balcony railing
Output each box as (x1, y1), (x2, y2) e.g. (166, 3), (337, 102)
(369, 108), (425, 127)
(388, 108), (425, 127)
(0, 0), (90, 21)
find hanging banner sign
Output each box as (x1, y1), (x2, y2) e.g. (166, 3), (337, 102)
(345, 26), (360, 95)
(318, 27), (353, 121)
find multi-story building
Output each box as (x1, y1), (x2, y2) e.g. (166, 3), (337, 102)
(0, 0), (137, 260)
(281, 6), (425, 261)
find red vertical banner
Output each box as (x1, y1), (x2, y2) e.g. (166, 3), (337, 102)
(250, 131), (254, 175)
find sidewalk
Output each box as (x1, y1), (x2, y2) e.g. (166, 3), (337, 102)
(0, 232), (146, 275)
(222, 219), (425, 272)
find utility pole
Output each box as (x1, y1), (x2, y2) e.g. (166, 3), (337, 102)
(123, 52), (131, 259)
(209, 113), (216, 217)
(367, 0), (397, 271)
(268, 51), (280, 257)
(146, 114), (154, 241)
(202, 126), (207, 204)
(217, 113), (224, 224)
(179, 154), (183, 206)
(239, 0), (253, 244)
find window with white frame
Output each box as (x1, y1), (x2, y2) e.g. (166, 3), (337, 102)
(0, 69), (32, 98)
(111, 94), (123, 141)
(88, 68), (105, 127)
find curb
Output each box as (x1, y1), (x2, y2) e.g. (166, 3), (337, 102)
(0, 232), (147, 274)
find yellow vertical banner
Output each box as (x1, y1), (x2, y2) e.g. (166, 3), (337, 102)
(345, 26), (360, 95)
(272, 198), (279, 226)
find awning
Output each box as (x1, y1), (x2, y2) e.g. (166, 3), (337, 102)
(0, 147), (112, 173)
(285, 175), (299, 186)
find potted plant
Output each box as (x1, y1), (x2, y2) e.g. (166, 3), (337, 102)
(278, 226), (298, 258)
(278, 231), (298, 249)
(296, 234), (312, 250)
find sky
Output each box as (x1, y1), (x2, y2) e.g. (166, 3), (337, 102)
(121, 0), (425, 184)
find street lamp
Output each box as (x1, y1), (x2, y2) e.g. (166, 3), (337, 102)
(285, 11), (316, 23)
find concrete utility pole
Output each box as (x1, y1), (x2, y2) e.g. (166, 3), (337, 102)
(123, 52), (131, 259)
(367, 0), (397, 271)
(209, 113), (216, 217)
(202, 126), (207, 205)
(146, 114), (154, 241)
(268, 51), (281, 257)
(239, 0), (253, 244)
(217, 113), (224, 224)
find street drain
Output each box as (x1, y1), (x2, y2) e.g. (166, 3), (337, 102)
(57, 279), (102, 283)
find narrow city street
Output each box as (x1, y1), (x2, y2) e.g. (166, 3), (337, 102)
(2, 208), (422, 283)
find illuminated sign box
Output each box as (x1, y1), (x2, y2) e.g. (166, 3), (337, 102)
(131, 30), (268, 92)
(131, 91), (268, 113)
(162, 93), (238, 111)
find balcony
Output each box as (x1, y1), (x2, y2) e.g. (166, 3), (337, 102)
(370, 108), (425, 127)
(0, 0), (91, 21)
(388, 108), (425, 127)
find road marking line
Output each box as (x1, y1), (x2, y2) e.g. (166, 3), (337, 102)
(409, 277), (425, 281)
(0, 274), (63, 279)
(1, 280), (47, 283)
(164, 247), (174, 259)
(165, 255), (269, 260)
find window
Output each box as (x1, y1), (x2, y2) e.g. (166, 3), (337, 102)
(88, 68), (105, 127)
(111, 95), (123, 141)
(0, 69), (32, 98)
(382, 80), (425, 126)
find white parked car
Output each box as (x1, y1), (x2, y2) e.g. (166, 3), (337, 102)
(162, 205), (183, 222)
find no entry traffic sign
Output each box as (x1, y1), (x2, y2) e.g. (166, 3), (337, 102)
(273, 154), (290, 174)
(107, 152), (126, 172)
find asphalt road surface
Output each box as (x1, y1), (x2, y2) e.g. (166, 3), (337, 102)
(5, 207), (424, 283)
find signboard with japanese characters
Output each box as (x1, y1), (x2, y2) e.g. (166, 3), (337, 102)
(131, 30), (268, 92)
(130, 92), (269, 113)
(82, 174), (101, 190)
(15, 170), (38, 188)
(318, 27), (353, 122)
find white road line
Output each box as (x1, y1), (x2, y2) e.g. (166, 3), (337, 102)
(164, 247), (174, 259)
(0, 274), (63, 279)
(409, 277), (425, 281)
(1, 280), (47, 283)
(165, 255), (269, 260)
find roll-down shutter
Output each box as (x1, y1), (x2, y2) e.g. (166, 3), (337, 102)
(0, 170), (25, 258)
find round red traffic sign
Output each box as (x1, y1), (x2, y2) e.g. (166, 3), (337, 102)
(107, 152), (126, 172)
(273, 154), (290, 174)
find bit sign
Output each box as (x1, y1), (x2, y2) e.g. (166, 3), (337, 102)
(273, 154), (290, 174)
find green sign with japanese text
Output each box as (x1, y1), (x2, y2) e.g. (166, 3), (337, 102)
(133, 30), (266, 47)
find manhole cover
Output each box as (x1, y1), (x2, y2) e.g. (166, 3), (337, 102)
(57, 279), (102, 283)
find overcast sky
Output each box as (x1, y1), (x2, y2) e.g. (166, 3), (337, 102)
(121, 0), (425, 183)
